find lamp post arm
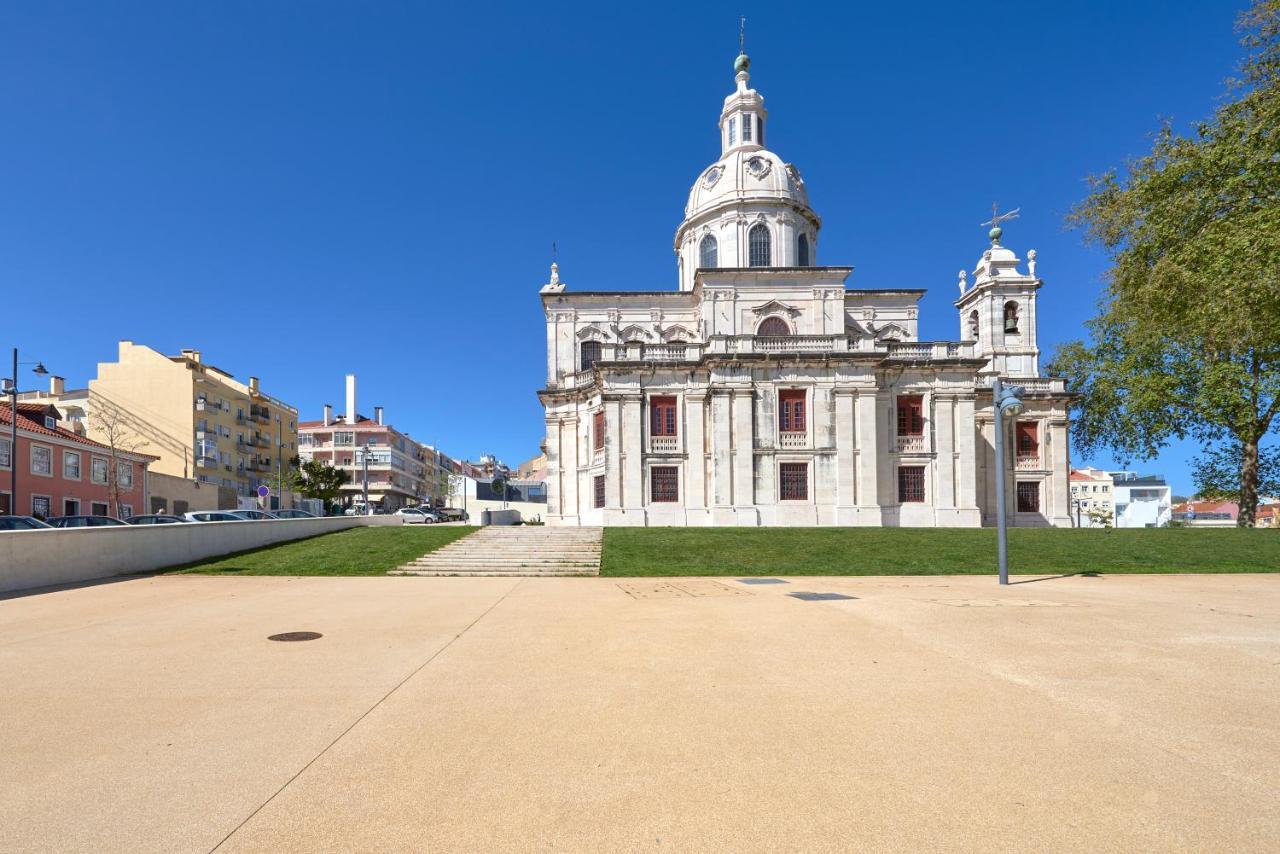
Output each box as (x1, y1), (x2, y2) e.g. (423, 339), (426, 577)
(993, 377), (1009, 585)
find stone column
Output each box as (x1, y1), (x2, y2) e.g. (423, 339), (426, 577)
(621, 396), (643, 513)
(934, 395), (957, 512)
(710, 391), (733, 507)
(856, 391), (880, 508)
(1048, 418), (1071, 526)
(545, 417), (562, 520)
(733, 391), (755, 507)
(835, 391), (856, 507)
(604, 398), (622, 508)
(685, 391), (707, 509)
(561, 415), (579, 523)
(955, 395), (979, 516)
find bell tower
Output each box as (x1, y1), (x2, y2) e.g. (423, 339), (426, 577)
(954, 212), (1041, 378)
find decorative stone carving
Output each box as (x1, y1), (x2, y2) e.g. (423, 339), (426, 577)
(745, 156), (772, 179)
(702, 165), (724, 188)
(1027, 249), (1038, 278)
(750, 299), (802, 318)
(958, 269), (967, 294)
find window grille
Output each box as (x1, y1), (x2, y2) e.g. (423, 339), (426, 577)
(593, 410), (605, 451)
(1017, 481), (1040, 513)
(898, 466), (926, 503)
(580, 341), (602, 371)
(594, 475), (606, 508)
(728, 117), (737, 146)
(779, 462), (808, 500)
(650, 466), (679, 502)
(742, 113), (752, 142)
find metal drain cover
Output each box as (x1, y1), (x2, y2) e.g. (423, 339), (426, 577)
(737, 578), (789, 585)
(268, 631), (323, 642)
(788, 592), (857, 601)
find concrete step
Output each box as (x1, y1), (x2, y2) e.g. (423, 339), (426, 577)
(391, 526), (604, 578)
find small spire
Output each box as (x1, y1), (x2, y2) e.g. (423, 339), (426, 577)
(734, 15), (750, 76)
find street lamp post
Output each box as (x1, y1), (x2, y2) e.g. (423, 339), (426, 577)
(5, 348), (49, 516)
(991, 376), (1025, 585)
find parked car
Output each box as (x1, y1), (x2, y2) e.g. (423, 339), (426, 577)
(182, 511), (243, 522)
(271, 509), (317, 519)
(0, 515), (53, 530)
(47, 515), (128, 528)
(228, 510), (279, 521)
(124, 514), (188, 525)
(435, 508), (469, 522)
(394, 507), (435, 524)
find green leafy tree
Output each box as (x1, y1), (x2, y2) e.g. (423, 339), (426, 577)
(1050, 1), (1280, 526)
(1192, 441), (1280, 503)
(287, 456), (349, 511)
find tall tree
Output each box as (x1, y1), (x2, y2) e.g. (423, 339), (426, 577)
(287, 456), (349, 511)
(1050, 0), (1280, 526)
(90, 403), (150, 518)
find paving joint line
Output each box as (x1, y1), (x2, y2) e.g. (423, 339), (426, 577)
(208, 578), (525, 852)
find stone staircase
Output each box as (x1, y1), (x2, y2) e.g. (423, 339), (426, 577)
(389, 526), (603, 577)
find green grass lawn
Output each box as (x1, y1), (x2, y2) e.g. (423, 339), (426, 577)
(166, 525), (475, 576)
(600, 527), (1280, 576)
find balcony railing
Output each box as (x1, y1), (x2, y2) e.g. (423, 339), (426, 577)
(644, 344), (693, 362)
(977, 376), (1068, 394)
(896, 434), (927, 453)
(756, 335), (844, 353)
(885, 342), (976, 360)
(1015, 454), (1042, 471)
(196, 456), (219, 468)
(779, 431), (808, 449)
(650, 435), (679, 454)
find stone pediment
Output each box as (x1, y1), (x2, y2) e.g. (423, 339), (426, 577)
(874, 322), (910, 340)
(750, 300), (802, 318)
(661, 324), (696, 342)
(618, 324), (652, 341)
(575, 325), (607, 341)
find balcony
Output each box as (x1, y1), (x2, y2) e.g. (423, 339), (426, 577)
(778, 431), (808, 449)
(643, 344), (693, 362)
(977, 376), (1068, 394)
(1015, 454), (1042, 471)
(650, 435), (679, 454)
(885, 342), (976, 360)
(196, 456), (219, 469)
(896, 434), (926, 453)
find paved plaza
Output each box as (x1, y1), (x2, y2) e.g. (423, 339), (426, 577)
(2, 572), (1277, 852)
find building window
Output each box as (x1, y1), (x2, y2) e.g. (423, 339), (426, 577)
(63, 498), (80, 516)
(650, 466), (679, 503)
(742, 112), (752, 142)
(593, 410), (605, 451)
(748, 223), (771, 267)
(1004, 301), (1020, 334)
(969, 310), (980, 341)
(31, 445), (52, 476)
(64, 451), (81, 480)
(91, 501), (109, 516)
(898, 466), (926, 503)
(118, 461), (133, 489)
(334, 431), (355, 446)
(44, 415), (56, 429)
(650, 396), (678, 437)
(779, 390), (806, 433)
(728, 116), (737, 146)
(91, 457), (108, 484)
(797, 233), (810, 267)
(580, 340), (602, 372)
(32, 495), (51, 518)
(0, 492), (8, 514)
(594, 475), (606, 509)
(1017, 481), (1040, 513)
(699, 234), (718, 268)
(120, 504), (133, 518)
(0, 438), (10, 468)
(779, 462), (808, 500)
(757, 115), (764, 146)
(896, 395), (925, 436)
(756, 316), (790, 336)
(1016, 422), (1039, 458)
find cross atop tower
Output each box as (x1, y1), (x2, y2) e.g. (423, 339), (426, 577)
(981, 203), (1020, 246)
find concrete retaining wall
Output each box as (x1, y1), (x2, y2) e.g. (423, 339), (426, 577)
(0, 516), (403, 595)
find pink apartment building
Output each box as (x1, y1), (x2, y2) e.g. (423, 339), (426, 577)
(1, 403), (156, 519)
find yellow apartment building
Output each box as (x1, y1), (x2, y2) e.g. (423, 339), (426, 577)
(87, 341), (300, 505)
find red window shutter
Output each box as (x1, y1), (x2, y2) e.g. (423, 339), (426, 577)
(779, 390), (806, 433)
(1016, 422), (1039, 456)
(650, 396), (677, 437)
(593, 411), (605, 450)
(897, 395), (924, 436)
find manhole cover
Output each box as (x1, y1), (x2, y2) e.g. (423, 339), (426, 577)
(737, 578), (789, 585)
(268, 631), (323, 642)
(788, 592), (857, 601)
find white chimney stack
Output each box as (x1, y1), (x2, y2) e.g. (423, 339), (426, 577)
(323, 404), (333, 426)
(346, 374), (357, 424)
(374, 406), (384, 425)
(49, 376), (65, 395)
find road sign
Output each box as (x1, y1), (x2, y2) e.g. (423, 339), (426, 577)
(257, 485), (270, 498)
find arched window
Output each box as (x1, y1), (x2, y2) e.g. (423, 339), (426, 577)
(699, 234), (718, 269)
(756, 316), (790, 336)
(580, 340), (602, 371)
(749, 224), (771, 267)
(797, 233), (810, 267)
(1004, 301), (1020, 334)
(969, 310), (980, 341)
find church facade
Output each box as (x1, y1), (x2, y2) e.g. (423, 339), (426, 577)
(537, 53), (1072, 527)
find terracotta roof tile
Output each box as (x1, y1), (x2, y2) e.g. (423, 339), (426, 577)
(0, 403), (159, 460)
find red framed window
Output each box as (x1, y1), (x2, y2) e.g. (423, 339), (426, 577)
(650, 466), (679, 502)
(898, 466), (925, 503)
(650, 396), (678, 437)
(593, 410), (605, 451)
(896, 395), (924, 436)
(593, 475), (606, 508)
(1016, 481), (1040, 513)
(779, 462), (808, 500)
(779, 390), (806, 433)
(1015, 422), (1039, 457)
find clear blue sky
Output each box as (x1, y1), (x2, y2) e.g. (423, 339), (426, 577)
(2, 1), (1250, 493)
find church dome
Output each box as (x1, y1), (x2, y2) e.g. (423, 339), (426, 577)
(684, 148), (811, 221)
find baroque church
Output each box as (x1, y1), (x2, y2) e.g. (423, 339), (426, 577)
(537, 52), (1072, 527)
